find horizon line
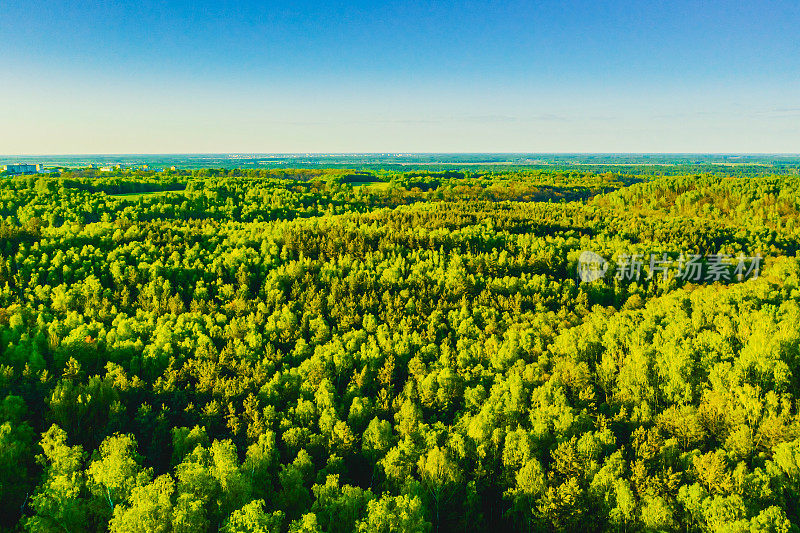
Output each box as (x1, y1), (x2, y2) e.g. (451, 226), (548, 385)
(3, 152), (800, 157)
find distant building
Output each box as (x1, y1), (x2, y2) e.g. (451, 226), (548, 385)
(2, 163), (42, 174)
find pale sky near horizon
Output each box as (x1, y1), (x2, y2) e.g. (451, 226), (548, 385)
(1, 0), (798, 154)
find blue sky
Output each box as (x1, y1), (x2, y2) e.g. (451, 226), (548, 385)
(1, 0), (798, 153)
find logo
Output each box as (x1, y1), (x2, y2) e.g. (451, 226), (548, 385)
(577, 250), (609, 283)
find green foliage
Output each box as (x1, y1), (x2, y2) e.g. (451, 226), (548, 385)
(108, 475), (175, 533)
(355, 493), (431, 533)
(3, 168), (800, 531)
(0, 396), (35, 527)
(25, 425), (89, 532)
(221, 500), (283, 533)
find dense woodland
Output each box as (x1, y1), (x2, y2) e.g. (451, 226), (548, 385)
(2, 168), (800, 532)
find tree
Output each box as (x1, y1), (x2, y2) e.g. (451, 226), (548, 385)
(288, 513), (323, 533)
(171, 426), (209, 466)
(87, 433), (152, 516)
(417, 446), (461, 532)
(221, 500), (283, 533)
(25, 425), (88, 533)
(175, 439), (251, 527)
(355, 493), (431, 533)
(108, 475), (175, 533)
(0, 396), (35, 528)
(505, 458), (545, 530)
(311, 474), (374, 533)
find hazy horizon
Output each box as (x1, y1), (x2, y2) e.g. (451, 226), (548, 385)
(3, 152), (800, 157)
(5, 153), (800, 173)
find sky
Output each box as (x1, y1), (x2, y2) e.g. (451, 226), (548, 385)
(1, 0), (798, 154)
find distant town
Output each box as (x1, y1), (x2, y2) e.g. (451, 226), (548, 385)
(2, 163), (45, 174)
(1, 162), (176, 175)
(3, 153), (800, 175)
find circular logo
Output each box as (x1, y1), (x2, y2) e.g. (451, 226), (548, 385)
(577, 250), (608, 283)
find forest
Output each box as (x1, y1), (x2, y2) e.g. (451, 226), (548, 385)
(2, 167), (800, 532)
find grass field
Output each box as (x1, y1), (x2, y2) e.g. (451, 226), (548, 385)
(351, 181), (393, 191)
(108, 189), (188, 200)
